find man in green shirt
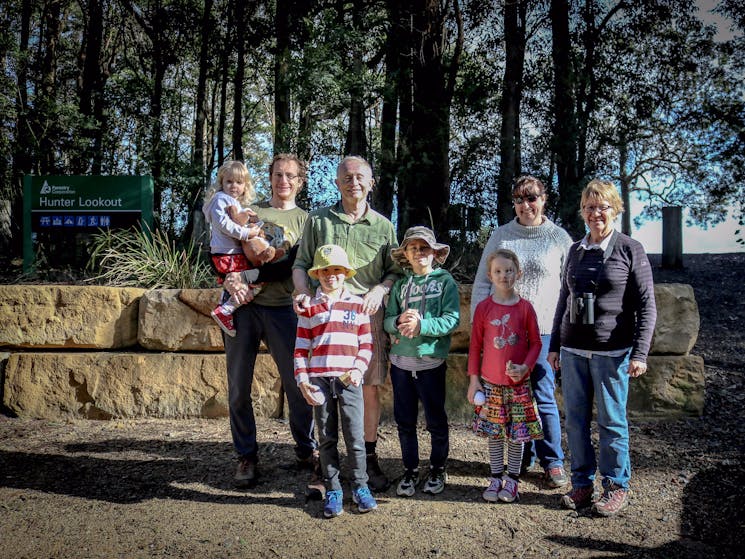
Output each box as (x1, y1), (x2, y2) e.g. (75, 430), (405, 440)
(293, 155), (400, 492)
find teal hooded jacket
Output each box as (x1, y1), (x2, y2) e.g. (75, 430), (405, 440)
(383, 267), (460, 359)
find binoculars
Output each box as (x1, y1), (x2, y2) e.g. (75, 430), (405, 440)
(570, 292), (595, 325)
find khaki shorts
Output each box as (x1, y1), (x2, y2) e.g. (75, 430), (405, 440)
(364, 307), (390, 386)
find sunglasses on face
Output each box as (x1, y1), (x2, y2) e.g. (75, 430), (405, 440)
(512, 194), (541, 205)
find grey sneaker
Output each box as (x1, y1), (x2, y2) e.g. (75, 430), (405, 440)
(421, 468), (447, 495)
(396, 469), (419, 497)
(482, 476), (502, 502)
(545, 466), (569, 488)
(592, 483), (629, 517)
(234, 456), (258, 488)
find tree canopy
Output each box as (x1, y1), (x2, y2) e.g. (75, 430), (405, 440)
(2, 0), (743, 261)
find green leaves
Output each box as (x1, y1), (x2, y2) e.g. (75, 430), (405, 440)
(87, 225), (213, 289)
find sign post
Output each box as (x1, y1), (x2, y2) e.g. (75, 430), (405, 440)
(23, 175), (154, 273)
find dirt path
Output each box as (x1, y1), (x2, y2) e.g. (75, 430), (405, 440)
(1, 253), (743, 559)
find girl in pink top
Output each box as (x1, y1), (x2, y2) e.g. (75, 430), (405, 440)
(468, 249), (543, 504)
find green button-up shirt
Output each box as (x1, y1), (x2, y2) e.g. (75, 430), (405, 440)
(294, 201), (401, 296)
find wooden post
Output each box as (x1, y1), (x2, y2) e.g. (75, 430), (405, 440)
(662, 206), (683, 269)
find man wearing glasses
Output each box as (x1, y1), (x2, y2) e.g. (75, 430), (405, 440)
(222, 154), (318, 491)
(293, 155), (400, 492)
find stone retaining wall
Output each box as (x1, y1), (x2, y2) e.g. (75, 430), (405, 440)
(0, 283), (704, 421)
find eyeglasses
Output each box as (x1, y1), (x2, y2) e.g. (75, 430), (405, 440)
(582, 204), (612, 215)
(273, 172), (298, 181)
(512, 194), (541, 205)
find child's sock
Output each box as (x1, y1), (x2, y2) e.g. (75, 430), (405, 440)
(506, 440), (524, 479)
(365, 441), (377, 456)
(488, 438), (505, 476)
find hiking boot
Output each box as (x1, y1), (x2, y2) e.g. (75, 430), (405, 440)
(498, 477), (519, 503)
(366, 453), (390, 492)
(560, 485), (596, 510)
(303, 451), (325, 501)
(352, 486), (378, 513)
(234, 456), (258, 488)
(421, 467), (447, 495)
(296, 450), (318, 471)
(482, 477), (502, 503)
(545, 466), (569, 488)
(396, 469), (419, 497)
(211, 307), (236, 337)
(323, 489), (344, 518)
(592, 483), (629, 517)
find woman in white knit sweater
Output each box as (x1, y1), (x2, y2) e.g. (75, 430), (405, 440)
(471, 175), (573, 488)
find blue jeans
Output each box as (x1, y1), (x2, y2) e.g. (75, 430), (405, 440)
(525, 335), (565, 469)
(560, 349), (631, 490)
(390, 362), (449, 472)
(224, 302), (316, 461)
(312, 377), (367, 491)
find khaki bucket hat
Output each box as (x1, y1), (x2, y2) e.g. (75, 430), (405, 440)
(391, 226), (450, 268)
(308, 244), (356, 279)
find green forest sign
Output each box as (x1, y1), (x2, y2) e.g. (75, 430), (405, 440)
(23, 175), (153, 271)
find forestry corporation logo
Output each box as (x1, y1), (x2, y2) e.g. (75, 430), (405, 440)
(39, 180), (75, 195)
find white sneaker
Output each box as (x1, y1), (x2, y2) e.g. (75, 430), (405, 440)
(396, 469), (419, 497)
(482, 477), (502, 502)
(421, 468), (447, 495)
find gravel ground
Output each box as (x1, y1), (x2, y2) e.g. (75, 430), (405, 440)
(1, 253), (743, 559)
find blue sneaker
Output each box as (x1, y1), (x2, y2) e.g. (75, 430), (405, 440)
(352, 486), (378, 513)
(323, 489), (344, 518)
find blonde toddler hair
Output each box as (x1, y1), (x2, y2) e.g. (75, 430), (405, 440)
(204, 160), (256, 207)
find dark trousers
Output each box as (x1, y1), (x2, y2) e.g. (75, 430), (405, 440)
(390, 362), (449, 472)
(224, 302), (316, 461)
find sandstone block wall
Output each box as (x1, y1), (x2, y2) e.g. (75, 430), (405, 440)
(0, 283), (704, 421)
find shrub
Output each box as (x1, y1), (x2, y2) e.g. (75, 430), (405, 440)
(87, 225), (213, 289)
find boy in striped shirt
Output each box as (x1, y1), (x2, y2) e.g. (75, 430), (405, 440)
(294, 244), (378, 518)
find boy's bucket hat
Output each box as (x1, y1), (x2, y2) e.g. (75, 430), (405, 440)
(391, 226), (450, 268)
(308, 244), (356, 279)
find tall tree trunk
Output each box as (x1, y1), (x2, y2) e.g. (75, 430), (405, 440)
(619, 137), (632, 235)
(193, 0), (212, 181)
(10, 0), (33, 256)
(395, 1), (414, 239)
(75, 0), (105, 174)
(402, 0), (462, 242)
(37, 0), (65, 174)
(343, 0), (367, 159)
(274, 0), (291, 154)
(217, 31), (229, 167)
(374, 0), (401, 219)
(550, 0), (583, 238)
(185, 0), (213, 246)
(232, 0), (245, 161)
(497, 0), (527, 226)
(151, 57), (166, 220)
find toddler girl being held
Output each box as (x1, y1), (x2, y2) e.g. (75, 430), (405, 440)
(202, 160), (264, 336)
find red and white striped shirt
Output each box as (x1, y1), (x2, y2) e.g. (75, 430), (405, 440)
(294, 288), (373, 385)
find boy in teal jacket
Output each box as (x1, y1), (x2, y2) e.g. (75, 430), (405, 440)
(383, 226), (460, 497)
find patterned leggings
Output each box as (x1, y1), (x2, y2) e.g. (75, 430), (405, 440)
(488, 438), (525, 478)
